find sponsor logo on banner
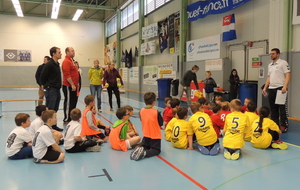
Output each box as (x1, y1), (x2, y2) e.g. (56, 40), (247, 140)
(187, 0), (251, 22)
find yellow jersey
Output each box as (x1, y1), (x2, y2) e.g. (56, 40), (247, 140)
(188, 111), (217, 146)
(165, 118), (177, 141)
(244, 112), (259, 141)
(171, 119), (190, 149)
(223, 111), (250, 149)
(251, 118), (280, 149)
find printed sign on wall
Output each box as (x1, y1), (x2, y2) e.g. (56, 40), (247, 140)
(186, 35), (221, 62)
(141, 40), (156, 55)
(157, 64), (176, 79)
(142, 23), (158, 40)
(119, 68), (128, 83)
(143, 65), (158, 85)
(129, 67), (139, 84)
(205, 59), (223, 71)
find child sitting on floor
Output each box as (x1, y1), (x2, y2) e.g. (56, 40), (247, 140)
(5, 113), (33, 160)
(110, 107), (141, 151)
(251, 106), (288, 150)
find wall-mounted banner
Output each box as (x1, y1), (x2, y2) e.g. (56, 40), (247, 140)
(187, 0), (251, 22)
(186, 35), (221, 62)
(2, 49), (32, 62)
(205, 59), (223, 71)
(129, 67), (139, 84)
(119, 68), (128, 83)
(141, 40), (156, 55)
(158, 64), (176, 79)
(169, 12), (180, 54)
(142, 22), (158, 40)
(104, 42), (116, 65)
(143, 65), (158, 85)
(158, 18), (169, 53)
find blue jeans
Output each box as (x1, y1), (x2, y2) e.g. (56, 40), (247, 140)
(90, 84), (102, 109)
(9, 146), (33, 160)
(45, 87), (61, 112)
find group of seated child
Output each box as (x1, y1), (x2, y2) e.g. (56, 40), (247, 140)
(5, 94), (112, 163)
(164, 95), (288, 160)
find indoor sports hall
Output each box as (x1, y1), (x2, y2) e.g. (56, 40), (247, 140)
(1, 0), (300, 189)
(1, 88), (300, 190)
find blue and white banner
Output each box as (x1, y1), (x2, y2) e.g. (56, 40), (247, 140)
(187, 0), (251, 22)
(222, 14), (237, 41)
(186, 35), (221, 62)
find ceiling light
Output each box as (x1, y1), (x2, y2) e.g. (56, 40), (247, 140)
(11, 0), (24, 17)
(51, 0), (61, 19)
(72, 9), (84, 21)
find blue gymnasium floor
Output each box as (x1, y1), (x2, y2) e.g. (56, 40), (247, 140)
(1, 87), (300, 190)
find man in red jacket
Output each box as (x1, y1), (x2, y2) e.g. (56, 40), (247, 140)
(62, 47), (79, 123)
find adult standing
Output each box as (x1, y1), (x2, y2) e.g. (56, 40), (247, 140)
(262, 48), (291, 133)
(229, 69), (240, 100)
(179, 65), (199, 105)
(62, 47), (79, 123)
(35, 56), (50, 105)
(103, 62), (123, 111)
(40, 46), (63, 131)
(88, 60), (103, 112)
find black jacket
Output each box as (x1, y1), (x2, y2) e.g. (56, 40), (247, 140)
(180, 70), (199, 89)
(40, 58), (62, 89)
(35, 63), (45, 86)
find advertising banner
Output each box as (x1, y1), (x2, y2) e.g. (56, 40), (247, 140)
(143, 65), (158, 85)
(142, 22), (158, 40)
(141, 40), (156, 55)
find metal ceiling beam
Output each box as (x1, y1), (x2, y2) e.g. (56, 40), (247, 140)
(19, 0), (116, 10)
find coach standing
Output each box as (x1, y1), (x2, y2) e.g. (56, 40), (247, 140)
(62, 47), (79, 123)
(40, 46), (63, 131)
(262, 48), (291, 133)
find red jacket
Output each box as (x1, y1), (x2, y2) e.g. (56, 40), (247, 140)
(62, 56), (79, 87)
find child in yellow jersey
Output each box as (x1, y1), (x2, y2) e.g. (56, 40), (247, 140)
(171, 107), (190, 149)
(188, 102), (220, 155)
(244, 101), (259, 141)
(251, 106), (288, 150)
(223, 99), (250, 160)
(165, 108), (178, 141)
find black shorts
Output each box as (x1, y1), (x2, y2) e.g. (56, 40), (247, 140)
(42, 147), (60, 161)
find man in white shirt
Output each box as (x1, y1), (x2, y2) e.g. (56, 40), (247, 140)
(262, 48), (291, 133)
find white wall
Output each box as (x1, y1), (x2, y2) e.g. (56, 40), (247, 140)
(0, 15), (104, 67)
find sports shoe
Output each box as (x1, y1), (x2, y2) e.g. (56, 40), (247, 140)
(130, 146), (145, 161)
(33, 158), (46, 163)
(58, 139), (64, 145)
(98, 109), (102, 113)
(271, 140), (288, 150)
(52, 125), (63, 132)
(197, 145), (210, 155)
(223, 148), (231, 160)
(231, 149), (241, 160)
(280, 126), (288, 133)
(209, 143), (220, 156)
(105, 128), (111, 136)
(86, 145), (101, 152)
(96, 139), (104, 145)
(110, 108), (114, 112)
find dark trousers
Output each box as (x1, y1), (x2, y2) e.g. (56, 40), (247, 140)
(107, 85), (121, 109)
(65, 140), (97, 153)
(141, 137), (161, 158)
(230, 86), (238, 100)
(45, 87), (61, 112)
(268, 88), (289, 128)
(63, 85), (78, 122)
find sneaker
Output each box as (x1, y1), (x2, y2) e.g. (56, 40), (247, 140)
(209, 143), (220, 156)
(197, 145), (210, 155)
(105, 128), (111, 136)
(271, 140), (288, 150)
(130, 146), (145, 160)
(231, 149), (241, 160)
(33, 158), (46, 163)
(223, 148), (231, 160)
(52, 125), (63, 132)
(280, 126), (288, 133)
(110, 108), (114, 112)
(58, 139), (64, 145)
(86, 145), (101, 152)
(96, 139), (104, 145)
(98, 109), (102, 113)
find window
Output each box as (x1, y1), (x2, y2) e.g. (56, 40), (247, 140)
(106, 15), (117, 37)
(121, 0), (139, 29)
(145, 0), (172, 15)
